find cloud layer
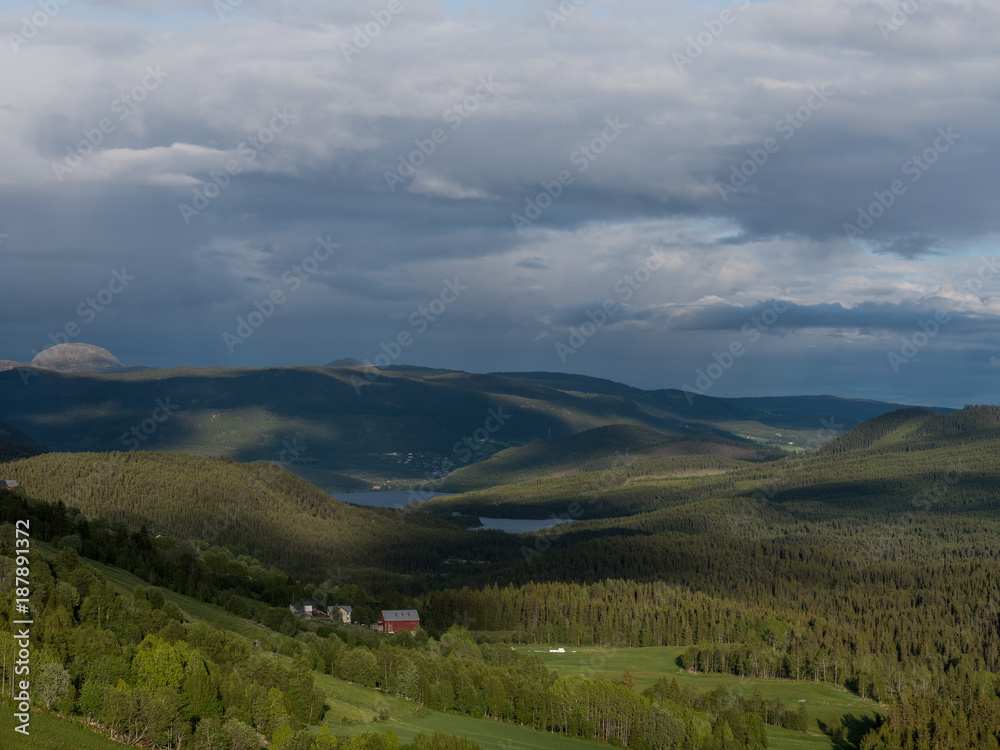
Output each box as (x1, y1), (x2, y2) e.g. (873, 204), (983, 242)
(2, 0), (999, 406)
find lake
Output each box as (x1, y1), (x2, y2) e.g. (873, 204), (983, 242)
(333, 491), (576, 534)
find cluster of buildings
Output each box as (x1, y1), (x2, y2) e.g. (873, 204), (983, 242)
(288, 600), (420, 633)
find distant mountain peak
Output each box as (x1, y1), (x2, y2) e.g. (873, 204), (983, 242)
(29, 343), (126, 373)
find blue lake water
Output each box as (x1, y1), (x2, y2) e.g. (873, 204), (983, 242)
(333, 491), (575, 534)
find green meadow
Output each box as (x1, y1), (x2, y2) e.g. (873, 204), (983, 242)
(517, 645), (885, 750)
(0, 708), (128, 749)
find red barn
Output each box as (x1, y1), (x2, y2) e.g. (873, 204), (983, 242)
(377, 609), (420, 633)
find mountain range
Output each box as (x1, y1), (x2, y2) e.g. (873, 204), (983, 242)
(0, 343), (950, 492)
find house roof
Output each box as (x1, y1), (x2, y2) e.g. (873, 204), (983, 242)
(380, 609), (420, 621)
(0, 480), (18, 488)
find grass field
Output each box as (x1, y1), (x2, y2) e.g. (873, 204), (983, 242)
(0, 707), (127, 749)
(328, 704), (611, 750)
(311, 664), (615, 749)
(321, 675), (836, 750)
(517, 645), (884, 750)
(309, 671), (420, 724)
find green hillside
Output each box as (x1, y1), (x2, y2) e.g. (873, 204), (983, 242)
(0, 709), (129, 750)
(0, 418), (45, 462)
(423, 454), (764, 520)
(5, 405), (1000, 747)
(425, 405), (1000, 528)
(0, 366), (924, 491)
(1, 506), (822, 750)
(436, 424), (778, 492)
(817, 408), (936, 454)
(520, 645), (884, 749)
(3, 451), (520, 582)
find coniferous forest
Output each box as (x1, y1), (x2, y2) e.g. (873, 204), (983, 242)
(4, 403), (1000, 748)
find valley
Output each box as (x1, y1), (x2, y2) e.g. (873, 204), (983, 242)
(1, 365), (997, 750)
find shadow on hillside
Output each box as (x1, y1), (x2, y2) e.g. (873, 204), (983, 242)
(818, 712), (882, 749)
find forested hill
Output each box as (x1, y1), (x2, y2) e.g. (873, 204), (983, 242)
(0, 365), (932, 491)
(817, 407), (937, 454)
(0, 417), (45, 461)
(437, 424), (781, 492)
(819, 404), (1000, 455)
(4, 451), (520, 583)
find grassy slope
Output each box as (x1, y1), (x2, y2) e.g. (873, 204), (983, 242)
(520, 646), (884, 750)
(80, 555), (276, 642)
(331, 709), (610, 750)
(0, 709), (129, 750)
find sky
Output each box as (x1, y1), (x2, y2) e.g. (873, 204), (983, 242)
(1, 0), (998, 408)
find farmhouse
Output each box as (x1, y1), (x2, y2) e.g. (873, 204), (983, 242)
(329, 605), (353, 625)
(377, 609), (420, 633)
(288, 600), (320, 617)
(0, 480), (18, 490)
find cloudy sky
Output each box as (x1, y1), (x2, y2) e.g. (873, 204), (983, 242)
(1, 0), (998, 407)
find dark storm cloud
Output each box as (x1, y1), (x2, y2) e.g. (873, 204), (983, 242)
(1, 0), (999, 404)
(634, 300), (1000, 338)
(516, 257), (550, 270)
